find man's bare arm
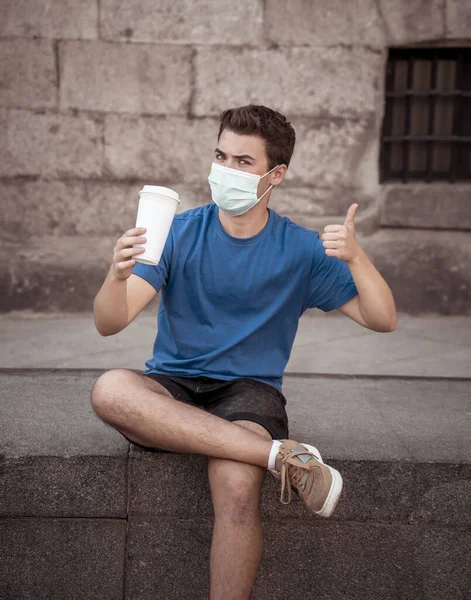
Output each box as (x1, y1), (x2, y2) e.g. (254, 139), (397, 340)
(322, 204), (397, 333)
(337, 256), (397, 332)
(94, 270), (157, 336)
(93, 227), (157, 336)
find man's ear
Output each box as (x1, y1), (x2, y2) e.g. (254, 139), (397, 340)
(271, 164), (288, 186)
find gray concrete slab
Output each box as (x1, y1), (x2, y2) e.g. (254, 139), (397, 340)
(2, 371), (469, 463)
(128, 447), (471, 526)
(2, 371), (469, 600)
(125, 518), (471, 600)
(282, 376), (471, 463)
(1, 370), (470, 524)
(1, 310), (470, 377)
(0, 518), (126, 600)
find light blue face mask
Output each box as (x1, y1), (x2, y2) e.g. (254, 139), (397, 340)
(207, 162), (278, 217)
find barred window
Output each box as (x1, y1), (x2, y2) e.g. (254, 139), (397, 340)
(380, 48), (471, 183)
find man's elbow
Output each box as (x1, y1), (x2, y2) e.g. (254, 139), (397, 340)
(96, 327), (116, 337)
(95, 322), (114, 337)
(382, 321), (397, 333)
(94, 315), (126, 337)
(374, 313), (397, 333)
(96, 321), (128, 336)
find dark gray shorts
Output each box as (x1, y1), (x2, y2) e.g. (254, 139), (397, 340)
(142, 373), (289, 440)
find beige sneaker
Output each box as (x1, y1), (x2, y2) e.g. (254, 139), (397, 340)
(272, 440), (343, 517)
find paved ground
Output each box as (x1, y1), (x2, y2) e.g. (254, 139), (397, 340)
(1, 309), (470, 378)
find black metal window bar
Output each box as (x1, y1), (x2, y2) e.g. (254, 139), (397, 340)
(380, 48), (471, 183)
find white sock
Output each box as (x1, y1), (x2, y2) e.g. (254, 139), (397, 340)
(267, 440), (283, 471)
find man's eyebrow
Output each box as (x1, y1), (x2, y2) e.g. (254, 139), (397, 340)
(214, 148), (256, 161)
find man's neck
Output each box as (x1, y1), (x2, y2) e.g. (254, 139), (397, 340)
(218, 205), (270, 239)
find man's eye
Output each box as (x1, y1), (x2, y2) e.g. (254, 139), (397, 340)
(239, 160), (247, 165)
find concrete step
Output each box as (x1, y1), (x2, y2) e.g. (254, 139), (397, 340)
(1, 227), (471, 314)
(1, 370), (470, 599)
(0, 235), (113, 311)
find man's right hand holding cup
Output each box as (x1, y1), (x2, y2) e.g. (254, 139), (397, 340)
(112, 227), (147, 281)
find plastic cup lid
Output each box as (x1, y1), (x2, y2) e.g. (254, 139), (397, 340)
(139, 185), (180, 203)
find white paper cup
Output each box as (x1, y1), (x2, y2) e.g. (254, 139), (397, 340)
(133, 185), (180, 265)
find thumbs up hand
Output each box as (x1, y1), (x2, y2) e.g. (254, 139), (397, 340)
(321, 203), (361, 264)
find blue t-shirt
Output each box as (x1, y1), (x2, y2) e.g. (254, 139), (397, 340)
(132, 204), (358, 392)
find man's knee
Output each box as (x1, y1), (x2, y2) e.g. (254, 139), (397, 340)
(209, 461), (264, 524)
(90, 368), (135, 418)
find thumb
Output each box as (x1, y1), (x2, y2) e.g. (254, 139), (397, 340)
(344, 203), (358, 228)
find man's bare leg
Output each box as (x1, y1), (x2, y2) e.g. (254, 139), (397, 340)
(90, 369), (273, 468)
(208, 421), (270, 600)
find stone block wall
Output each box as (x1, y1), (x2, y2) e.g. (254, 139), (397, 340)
(0, 0), (470, 313)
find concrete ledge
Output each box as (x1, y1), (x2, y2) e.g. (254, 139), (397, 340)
(1, 518), (126, 600)
(1, 371), (470, 599)
(362, 228), (471, 315)
(124, 518), (470, 600)
(1, 227), (471, 314)
(0, 236), (112, 312)
(380, 184), (471, 230)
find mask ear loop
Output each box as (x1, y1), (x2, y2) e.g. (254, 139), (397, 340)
(257, 164), (279, 201)
(260, 165), (279, 179)
(257, 183), (275, 203)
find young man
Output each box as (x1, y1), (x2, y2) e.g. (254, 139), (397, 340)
(92, 105), (397, 600)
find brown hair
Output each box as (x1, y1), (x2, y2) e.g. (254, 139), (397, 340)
(217, 105), (296, 169)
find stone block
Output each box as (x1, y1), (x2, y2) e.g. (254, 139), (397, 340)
(287, 117), (379, 187)
(1, 455), (127, 517)
(0, 108), (103, 178)
(194, 46), (384, 119)
(0, 0), (98, 40)
(381, 184), (471, 230)
(0, 179), (147, 237)
(362, 228), (471, 314)
(268, 185), (375, 217)
(60, 41), (192, 115)
(337, 461), (471, 526)
(256, 521), (418, 600)
(104, 114), (217, 182)
(0, 518), (125, 600)
(127, 518), (212, 599)
(268, 186), (380, 233)
(0, 235), (113, 311)
(125, 518), (471, 600)
(260, 521), (471, 600)
(0, 39), (57, 110)
(378, 0), (446, 45)
(446, 0), (471, 38)
(266, 0), (385, 47)
(128, 451), (212, 519)
(411, 526), (471, 600)
(100, 0), (263, 44)
(409, 472), (471, 527)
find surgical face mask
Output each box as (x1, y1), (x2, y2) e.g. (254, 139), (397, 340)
(207, 162), (278, 217)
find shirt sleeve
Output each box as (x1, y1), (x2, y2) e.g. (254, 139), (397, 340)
(305, 233), (358, 312)
(131, 227), (174, 293)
